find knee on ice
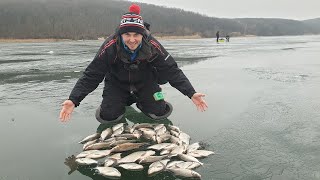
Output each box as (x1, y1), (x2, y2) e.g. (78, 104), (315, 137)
(95, 106), (124, 124)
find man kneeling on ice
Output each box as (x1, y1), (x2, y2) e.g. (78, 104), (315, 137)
(59, 4), (208, 123)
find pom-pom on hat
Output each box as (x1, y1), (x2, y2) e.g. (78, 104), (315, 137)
(119, 4), (145, 35)
(129, 4), (140, 15)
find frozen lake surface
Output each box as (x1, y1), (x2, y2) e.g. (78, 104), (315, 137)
(1, 35), (320, 180)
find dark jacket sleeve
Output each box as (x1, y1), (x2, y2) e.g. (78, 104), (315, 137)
(68, 41), (110, 107)
(150, 38), (196, 99)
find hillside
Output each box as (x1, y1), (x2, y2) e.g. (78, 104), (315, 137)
(303, 18), (320, 33)
(0, 0), (319, 39)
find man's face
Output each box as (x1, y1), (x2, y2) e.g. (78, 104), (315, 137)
(121, 32), (143, 51)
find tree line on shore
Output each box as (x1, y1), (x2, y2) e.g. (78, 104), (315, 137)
(1, 0), (319, 40)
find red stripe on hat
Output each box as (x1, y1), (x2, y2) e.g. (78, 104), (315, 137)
(119, 24), (144, 28)
(122, 15), (142, 19)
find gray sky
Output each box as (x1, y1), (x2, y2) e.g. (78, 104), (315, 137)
(126, 0), (319, 20)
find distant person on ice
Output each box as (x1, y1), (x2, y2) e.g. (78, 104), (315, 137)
(225, 34), (230, 42)
(59, 4), (208, 123)
(216, 31), (220, 43)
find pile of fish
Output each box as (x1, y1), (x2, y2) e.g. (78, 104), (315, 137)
(75, 123), (214, 179)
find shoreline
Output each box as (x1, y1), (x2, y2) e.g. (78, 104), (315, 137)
(154, 34), (203, 40)
(0, 35), (253, 43)
(0, 35), (205, 43)
(0, 38), (72, 43)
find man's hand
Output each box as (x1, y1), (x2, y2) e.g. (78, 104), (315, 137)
(191, 93), (208, 112)
(59, 100), (75, 122)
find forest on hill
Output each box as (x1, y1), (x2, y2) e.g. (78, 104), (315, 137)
(1, 0), (319, 39)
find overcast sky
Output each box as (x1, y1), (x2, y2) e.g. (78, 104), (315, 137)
(126, 0), (319, 20)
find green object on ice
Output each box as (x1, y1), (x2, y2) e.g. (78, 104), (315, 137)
(153, 91), (164, 101)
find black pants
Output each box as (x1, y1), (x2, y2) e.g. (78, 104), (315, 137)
(99, 82), (167, 122)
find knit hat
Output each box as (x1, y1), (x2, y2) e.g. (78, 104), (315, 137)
(119, 4), (145, 35)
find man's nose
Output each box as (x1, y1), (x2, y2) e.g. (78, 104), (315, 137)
(129, 37), (135, 42)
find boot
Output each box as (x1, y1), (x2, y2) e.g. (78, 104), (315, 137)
(95, 106), (124, 124)
(136, 101), (173, 120)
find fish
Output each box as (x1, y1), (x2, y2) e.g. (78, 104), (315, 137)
(174, 161), (202, 169)
(139, 128), (156, 141)
(138, 150), (156, 161)
(157, 144), (177, 155)
(170, 135), (182, 145)
(156, 133), (172, 143)
(153, 124), (165, 131)
(168, 125), (181, 133)
(111, 126), (124, 137)
(167, 168), (201, 179)
(84, 141), (114, 151)
(113, 133), (140, 139)
(100, 128), (113, 140)
(148, 159), (170, 176)
(160, 149), (171, 155)
(178, 132), (191, 145)
(155, 125), (167, 136)
(109, 153), (122, 160)
(111, 142), (147, 153)
(170, 145), (186, 156)
(118, 163), (144, 171)
(75, 158), (98, 166)
(132, 130), (143, 138)
(103, 137), (116, 143)
(112, 123), (125, 132)
(74, 122), (215, 179)
(82, 139), (99, 150)
(147, 143), (173, 151)
(178, 154), (203, 165)
(78, 133), (100, 144)
(110, 139), (138, 146)
(85, 150), (111, 159)
(170, 130), (180, 137)
(104, 158), (117, 167)
(139, 155), (167, 164)
(124, 125), (133, 133)
(187, 150), (215, 158)
(131, 123), (154, 133)
(117, 151), (147, 164)
(103, 137), (127, 143)
(95, 166), (121, 179)
(186, 142), (201, 153)
(166, 161), (184, 168)
(163, 143), (178, 150)
(75, 150), (99, 159)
